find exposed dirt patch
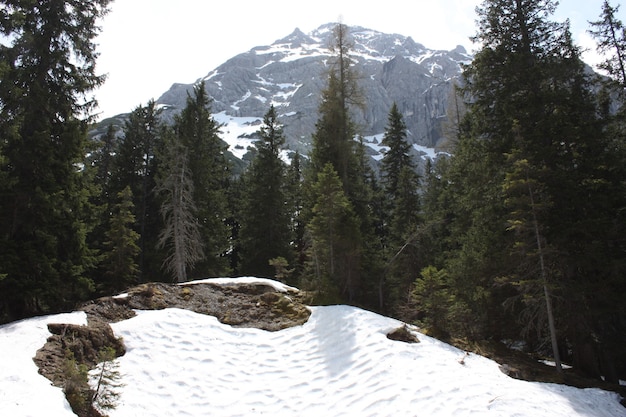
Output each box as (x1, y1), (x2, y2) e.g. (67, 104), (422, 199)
(34, 280), (311, 416)
(452, 338), (626, 405)
(387, 324), (420, 343)
(78, 281), (311, 330)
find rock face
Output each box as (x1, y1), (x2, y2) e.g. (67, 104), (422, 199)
(155, 23), (471, 153)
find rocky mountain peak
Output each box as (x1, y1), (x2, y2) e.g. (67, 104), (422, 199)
(271, 27), (316, 48)
(151, 23), (471, 161)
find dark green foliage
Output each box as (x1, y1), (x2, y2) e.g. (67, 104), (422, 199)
(418, 0), (626, 379)
(111, 100), (164, 283)
(238, 105), (293, 277)
(379, 103), (422, 314)
(285, 152), (306, 278)
(411, 266), (453, 335)
(0, 0), (111, 321)
(305, 163), (361, 302)
(174, 82), (231, 276)
(380, 103), (415, 199)
(303, 24), (382, 306)
(99, 186), (140, 294)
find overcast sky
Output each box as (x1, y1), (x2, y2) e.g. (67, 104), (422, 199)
(93, 0), (623, 120)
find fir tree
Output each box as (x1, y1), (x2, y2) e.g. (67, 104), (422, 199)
(155, 129), (204, 283)
(0, 0), (111, 321)
(286, 152), (306, 277)
(441, 0), (626, 377)
(380, 103), (415, 198)
(238, 105), (292, 277)
(111, 100), (164, 282)
(502, 135), (562, 372)
(306, 163), (361, 303)
(174, 82), (231, 276)
(99, 186), (140, 294)
(304, 23), (380, 305)
(379, 104), (422, 314)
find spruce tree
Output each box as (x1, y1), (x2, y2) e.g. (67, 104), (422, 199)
(238, 105), (292, 277)
(589, 0), (626, 89)
(442, 0), (626, 376)
(155, 128), (204, 283)
(380, 103), (415, 198)
(306, 163), (361, 302)
(111, 100), (164, 282)
(379, 103), (422, 313)
(99, 186), (140, 294)
(0, 0), (111, 321)
(304, 23), (380, 305)
(285, 152), (306, 277)
(174, 82), (231, 276)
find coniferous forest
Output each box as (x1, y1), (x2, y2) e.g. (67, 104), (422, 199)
(2, 0), (626, 383)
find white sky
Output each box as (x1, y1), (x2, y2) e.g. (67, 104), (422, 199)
(93, 0), (624, 120)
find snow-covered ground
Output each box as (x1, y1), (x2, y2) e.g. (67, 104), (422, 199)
(1, 277), (625, 417)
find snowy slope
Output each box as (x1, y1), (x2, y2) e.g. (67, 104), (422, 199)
(1, 277), (625, 417)
(0, 312), (87, 417)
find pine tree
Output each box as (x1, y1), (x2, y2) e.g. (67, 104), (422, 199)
(238, 105), (292, 277)
(111, 100), (164, 282)
(589, 0), (626, 89)
(306, 163), (361, 303)
(379, 104), (422, 313)
(443, 0), (626, 376)
(304, 23), (380, 305)
(155, 129), (204, 283)
(174, 82), (231, 276)
(99, 186), (140, 294)
(0, 0), (111, 321)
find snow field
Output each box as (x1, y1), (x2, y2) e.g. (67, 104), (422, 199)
(0, 312), (87, 417)
(107, 305), (625, 417)
(1, 276), (625, 417)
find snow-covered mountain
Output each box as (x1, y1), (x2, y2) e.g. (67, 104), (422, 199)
(2, 277), (625, 417)
(153, 23), (469, 161)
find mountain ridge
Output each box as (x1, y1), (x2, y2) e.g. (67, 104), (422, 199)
(148, 23), (470, 160)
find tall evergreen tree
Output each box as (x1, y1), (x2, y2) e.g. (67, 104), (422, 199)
(305, 23), (379, 305)
(86, 124), (119, 257)
(380, 103), (415, 198)
(309, 23), (363, 192)
(379, 103), (422, 313)
(502, 136), (562, 372)
(99, 186), (140, 294)
(111, 100), (163, 282)
(0, 0), (111, 321)
(306, 163), (361, 302)
(155, 128), (204, 283)
(440, 0), (626, 377)
(589, 0), (626, 89)
(286, 151), (306, 277)
(174, 82), (231, 276)
(238, 105), (292, 277)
